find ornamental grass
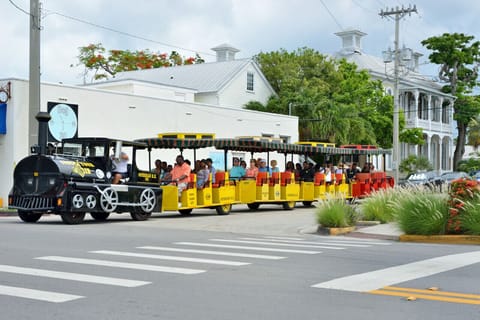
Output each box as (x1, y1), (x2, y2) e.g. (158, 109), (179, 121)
(359, 188), (397, 223)
(316, 197), (357, 228)
(391, 190), (449, 235)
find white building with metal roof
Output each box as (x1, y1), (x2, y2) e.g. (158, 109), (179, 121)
(334, 29), (455, 174)
(0, 44), (297, 205)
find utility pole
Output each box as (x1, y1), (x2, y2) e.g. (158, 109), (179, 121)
(379, 5), (417, 184)
(29, 0), (41, 150)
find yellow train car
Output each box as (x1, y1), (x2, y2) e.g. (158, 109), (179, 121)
(135, 133), (394, 215)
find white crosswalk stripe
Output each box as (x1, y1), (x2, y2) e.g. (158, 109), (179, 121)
(138, 246), (286, 260)
(175, 242), (321, 254)
(1, 232), (392, 303)
(264, 236), (306, 241)
(240, 237), (371, 248)
(90, 250), (250, 266)
(0, 264), (150, 287)
(35, 256), (206, 275)
(209, 239), (345, 250)
(0, 284), (83, 303)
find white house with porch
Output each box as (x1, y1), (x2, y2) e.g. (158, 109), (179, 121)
(334, 29), (455, 174)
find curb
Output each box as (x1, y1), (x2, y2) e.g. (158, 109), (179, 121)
(347, 231), (400, 241)
(317, 225), (356, 236)
(399, 234), (480, 245)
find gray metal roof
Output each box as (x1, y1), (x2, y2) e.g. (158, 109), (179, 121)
(112, 59), (252, 93)
(335, 50), (451, 97)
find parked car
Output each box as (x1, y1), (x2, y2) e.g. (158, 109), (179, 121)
(400, 171), (443, 189)
(440, 171), (471, 185)
(474, 171), (480, 183)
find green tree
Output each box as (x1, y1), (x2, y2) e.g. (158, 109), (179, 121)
(400, 128), (425, 145)
(467, 115), (480, 150)
(76, 43), (204, 81)
(421, 33), (480, 170)
(399, 155), (433, 176)
(247, 48), (393, 147)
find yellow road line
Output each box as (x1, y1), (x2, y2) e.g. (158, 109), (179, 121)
(369, 287), (480, 305)
(383, 286), (480, 300)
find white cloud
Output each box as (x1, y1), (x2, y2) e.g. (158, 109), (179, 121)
(1, 0), (479, 84)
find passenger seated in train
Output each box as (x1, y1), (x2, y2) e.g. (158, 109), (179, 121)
(112, 151), (129, 184)
(346, 162), (361, 181)
(206, 158), (216, 184)
(196, 159), (210, 188)
(229, 157), (246, 180)
(300, 161), (314, 182)
(245, 159), (258, 178)
(170, 155), (191, 199)
(258, 158), (271, 175)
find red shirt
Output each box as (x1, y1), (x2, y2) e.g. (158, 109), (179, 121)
(171, 163), (191, 183)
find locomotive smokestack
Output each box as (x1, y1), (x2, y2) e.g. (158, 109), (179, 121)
(36, 111), (51, 155)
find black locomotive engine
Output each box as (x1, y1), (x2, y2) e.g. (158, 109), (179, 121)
(8, 137), (162, 224)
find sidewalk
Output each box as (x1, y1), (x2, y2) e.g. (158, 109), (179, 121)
(346, 223), (403, 241)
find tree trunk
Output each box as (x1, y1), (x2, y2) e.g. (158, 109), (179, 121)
(453, 121), (467, 171)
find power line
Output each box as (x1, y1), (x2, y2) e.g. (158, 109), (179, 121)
(44, 9), (216, 57)
(10, 0), (216, 57)
(318, 0), (343, 30)
(8, 0), (30, 15)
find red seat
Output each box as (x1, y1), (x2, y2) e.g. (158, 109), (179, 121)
(257, 172), (268, 186)
(335, 173), (343, 185)
(269, 172), (280, 186)
(314, 173), (325, 186)
(187, 173), (196, 189)
(213, 172), (226, 188)
(355, 173), (371, 196)
(281, 172), (293, 186)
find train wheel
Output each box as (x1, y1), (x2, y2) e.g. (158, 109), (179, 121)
(130, 211), (152, 221)
(216, 204), (231, 215)
(90, 212), (110, 221)
(18, 211), (42, 223)
(85, 195), (97, 210)
(282, 201), (295, 210)
(247, 203), (260, 210)
(100, 187), (119, 213)
(61, 212), (86, 224)
(140, 188), (156, 213)
(302, 201), (313, 207)
(179, 209), (193, 215)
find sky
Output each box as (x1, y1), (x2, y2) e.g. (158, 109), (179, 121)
(1, 0), (479, 85)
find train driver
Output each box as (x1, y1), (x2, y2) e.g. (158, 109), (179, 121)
(112, 151), (129, 184)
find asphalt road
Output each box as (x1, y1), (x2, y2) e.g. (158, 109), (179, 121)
(1, 206), (479, 320)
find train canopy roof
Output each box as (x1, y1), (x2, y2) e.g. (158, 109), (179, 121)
(135, 135), (391, 156)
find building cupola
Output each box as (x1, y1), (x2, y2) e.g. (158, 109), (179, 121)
(334, 29), (366, 55)
(211, 43), (240, 62)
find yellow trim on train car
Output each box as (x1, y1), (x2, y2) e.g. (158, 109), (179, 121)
(157, 132), (216, 140)
(296, 141), (336, 148)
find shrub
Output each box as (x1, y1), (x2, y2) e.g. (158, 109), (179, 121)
(316, 197), (357, 228)
(460, 196), (480, 235)
(359, 188), (397, 223)
(393, 191), (449, 235)
(447, 178), (479, 234)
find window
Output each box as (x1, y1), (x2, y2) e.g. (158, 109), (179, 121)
(246, 72), (254, 91)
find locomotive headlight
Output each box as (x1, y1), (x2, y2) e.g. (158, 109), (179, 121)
(95, 169), (105, 179)
(49, 178), (56, 185)
(27, 178), (33, 185)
